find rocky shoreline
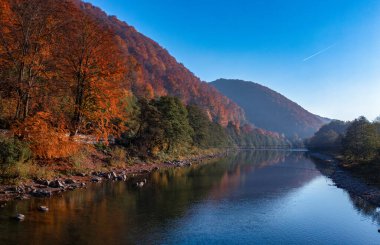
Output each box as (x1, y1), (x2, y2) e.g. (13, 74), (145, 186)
(0, 151), (230, 206)
(309, 152), (380, 207)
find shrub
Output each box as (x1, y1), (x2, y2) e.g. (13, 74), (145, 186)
(13, 112), (78, 159)
(108, 147), (127, 167)
(0, 136), (31, 166)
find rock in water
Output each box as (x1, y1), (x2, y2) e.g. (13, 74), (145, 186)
(38, 206), (49, 212)
(91, 177), (102, 183)
(135, 181), (145, 188)
(13, 214), (25, 221)
(30, 189), (52, 198)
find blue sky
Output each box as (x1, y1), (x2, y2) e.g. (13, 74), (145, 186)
(86, 0), (380, 121)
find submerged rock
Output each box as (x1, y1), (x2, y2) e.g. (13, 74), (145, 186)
(117, 174), (127, 181)
(16, 195), (30, 200)
(135, 181), (145, 188)
(30, 189), (52, 198)
(13, 214), (25, 221)
(91, 177), (102, 183)
(38, 206), (49, 212)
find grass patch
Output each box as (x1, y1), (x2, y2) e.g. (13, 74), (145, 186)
(0, 162), (56, 185)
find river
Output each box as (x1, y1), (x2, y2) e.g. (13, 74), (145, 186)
(0, 150), (379, 244)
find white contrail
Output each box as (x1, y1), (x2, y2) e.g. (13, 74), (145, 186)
(303, 44), (336, 61)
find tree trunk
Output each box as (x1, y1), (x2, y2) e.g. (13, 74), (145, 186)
(70, 73), (85, 136)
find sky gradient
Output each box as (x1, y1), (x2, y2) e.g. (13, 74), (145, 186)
(86, 0), (380, 121)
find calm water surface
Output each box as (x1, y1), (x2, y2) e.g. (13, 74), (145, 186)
(1, 150), (380, 244)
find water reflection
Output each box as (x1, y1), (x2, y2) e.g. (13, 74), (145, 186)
(349, 193), (380, 225)
(0, 150), (379, 244)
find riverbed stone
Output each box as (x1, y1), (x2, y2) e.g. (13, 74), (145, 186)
(49, 180), (65, 188)
(13, 214), (25, 221)
(91, 177), (102, 183)
(111, 172), (117, 179)
(64, 179), (76, 185)
(30, 189), (52, 198)
(35, 179), (51, 186)
(38, 206), (49, 212)
(135, 181), (144, 188)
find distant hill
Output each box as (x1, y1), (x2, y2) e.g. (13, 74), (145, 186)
(211, 79), (330, 139)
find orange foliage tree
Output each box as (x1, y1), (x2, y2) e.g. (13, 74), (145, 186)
(0, 0), (64, 121)
(57, 12), (128, 143)
(13, 112), (78, 159)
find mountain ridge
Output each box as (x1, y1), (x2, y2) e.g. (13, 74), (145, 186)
(211, 79), (330, 139)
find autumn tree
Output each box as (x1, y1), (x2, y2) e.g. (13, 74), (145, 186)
(57, 13), (127, 142)
(0, 0), (64, 121)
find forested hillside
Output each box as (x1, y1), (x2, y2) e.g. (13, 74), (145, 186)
(211, 79), (330, 139)
(76, 1), (246, 127)
(0, 0), (289, 181)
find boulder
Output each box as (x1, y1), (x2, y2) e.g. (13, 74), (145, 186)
(111, 172), (117, 179)
(49, 180), (65, 188)
(35, 179), (51, 186)
(64, 179), (76, 185)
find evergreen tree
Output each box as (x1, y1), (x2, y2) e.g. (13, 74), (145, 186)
(342, 116), (380, 161)
(154, 96), (193, 152)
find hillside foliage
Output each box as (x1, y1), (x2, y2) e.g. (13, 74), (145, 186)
(0, 0), (291, 168)
(307, 117), (380, 163)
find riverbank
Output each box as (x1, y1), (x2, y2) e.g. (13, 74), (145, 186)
(309, 152), (380, 207)
(0, 149), (232, 205)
